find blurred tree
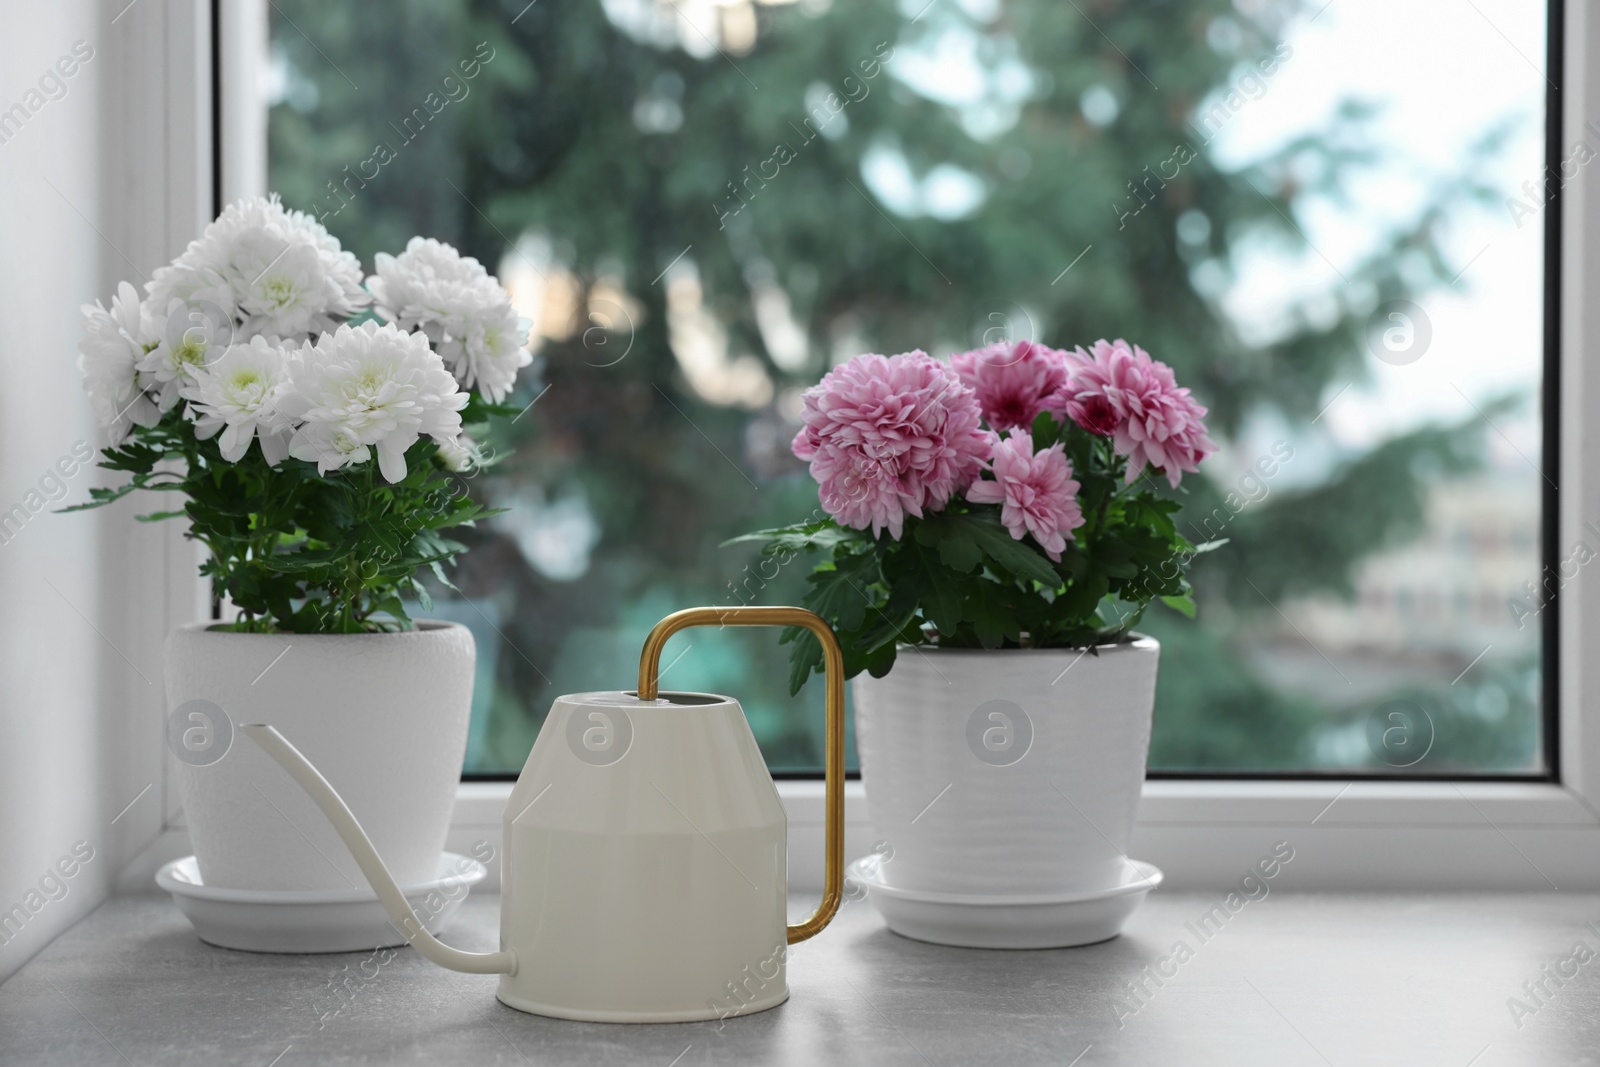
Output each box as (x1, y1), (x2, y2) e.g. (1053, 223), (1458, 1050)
(268, 0), (1537, 773)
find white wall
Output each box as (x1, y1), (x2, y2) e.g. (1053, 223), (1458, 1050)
(0, 0), (210, 984)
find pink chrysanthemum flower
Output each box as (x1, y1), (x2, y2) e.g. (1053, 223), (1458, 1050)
(1059, 339), (1217, 488)
(951, 339), (1070, 431)
(966, 431), (1084, 562)
(792, 352), (993, 539)
(1045, 379), (1120, 437)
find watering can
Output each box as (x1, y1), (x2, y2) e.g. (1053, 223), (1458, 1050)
(240, 606), (845, 1023)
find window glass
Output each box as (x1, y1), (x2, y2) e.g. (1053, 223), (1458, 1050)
(266, 0), (1547, 775)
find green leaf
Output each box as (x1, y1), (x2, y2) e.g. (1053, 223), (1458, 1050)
(845, 627), (905, 677)
(1090, 539), (1141, 579)
(57, 483), (143, 513)
(1160, 594), (1197, 618)
(1095, 594), (1145, 632)
(884, 540), (962, 638)
(786, 628), (824, 695)
(369, 594), (410, 622)
(721, 518), (863, 557)
(965, 581), (1022, 648)
(914, 515), (982, 573)
(1030, 410), (1062, 450)
(802, 551), (879, 633)
(429, 560), (460, 592)
(957, 514), (1062, 587)
(1057, 569), (1110, 619)
(842, 567), (918, 654)
(915, 554), (963, 637)
(852, 602), (918, 655)
(863, 643), (898, 678)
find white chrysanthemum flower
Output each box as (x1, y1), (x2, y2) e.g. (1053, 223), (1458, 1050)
(181, 335), (296, 464)
(146, 195), (368, 342)
(279, 321), (467, 483)
(435, 433), (480, 473)
(288, 421), (373, 474)
(78, 281), (161, 445)
(138, 297), (237, 412)
(367, 237), (533, 403)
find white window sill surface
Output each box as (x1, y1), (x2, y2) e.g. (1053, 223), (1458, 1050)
(390, 777), (1600, 893)
(116, 777), (1600, 894)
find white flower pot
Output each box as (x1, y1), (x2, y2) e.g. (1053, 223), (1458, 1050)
(164, 621), (475, 892)
(853, 637), (1158, 897)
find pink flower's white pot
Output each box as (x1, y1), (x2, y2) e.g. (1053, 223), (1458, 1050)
(164, 621), (475, 892)
(853, 637), (1158, 897)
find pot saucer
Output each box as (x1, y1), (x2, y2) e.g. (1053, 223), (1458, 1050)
(156, 852), (487, 953)
(847, 855), (1163, 949)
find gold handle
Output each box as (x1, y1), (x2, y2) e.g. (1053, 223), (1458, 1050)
(637, 606), (845, 945)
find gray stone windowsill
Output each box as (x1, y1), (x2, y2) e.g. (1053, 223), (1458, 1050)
(1, 891), (1596, 1065)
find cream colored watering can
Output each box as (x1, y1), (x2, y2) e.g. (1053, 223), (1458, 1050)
(241, 606), (845, 1023)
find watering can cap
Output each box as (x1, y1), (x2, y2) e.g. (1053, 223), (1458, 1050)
(560, 690), (736, 708)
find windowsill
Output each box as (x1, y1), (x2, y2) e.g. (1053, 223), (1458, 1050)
(443, 777), (1600, 892)
(115, 776), (1600, 894)
(6, 887), (1597, 1063)
(453, 775), (1586, 825)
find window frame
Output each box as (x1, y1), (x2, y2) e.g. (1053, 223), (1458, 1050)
(122, 0), (1600, 892)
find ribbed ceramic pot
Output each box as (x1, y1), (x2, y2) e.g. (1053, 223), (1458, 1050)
(164, 621), (475, 892)
(853, 637), (1158, 897)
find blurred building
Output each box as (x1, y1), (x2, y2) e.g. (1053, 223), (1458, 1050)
(1249, 468), (1540, 704)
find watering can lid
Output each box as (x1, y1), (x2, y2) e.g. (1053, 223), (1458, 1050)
(558, 690), (737, 708)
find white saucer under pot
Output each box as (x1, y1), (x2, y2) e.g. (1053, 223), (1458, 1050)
(848, 855), (1163, 950)
(157, 851), (487, 953)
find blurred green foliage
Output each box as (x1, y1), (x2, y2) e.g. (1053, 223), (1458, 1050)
(268, 0), (1542, 774)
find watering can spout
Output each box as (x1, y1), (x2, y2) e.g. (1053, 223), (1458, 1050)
(241, 723), (518, 977)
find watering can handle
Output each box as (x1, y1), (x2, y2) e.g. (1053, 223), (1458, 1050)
(637, 606), (846, 945)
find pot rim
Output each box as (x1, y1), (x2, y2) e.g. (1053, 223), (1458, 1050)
(172, 619), (469, 639)
(894, 632), (1158, 655)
